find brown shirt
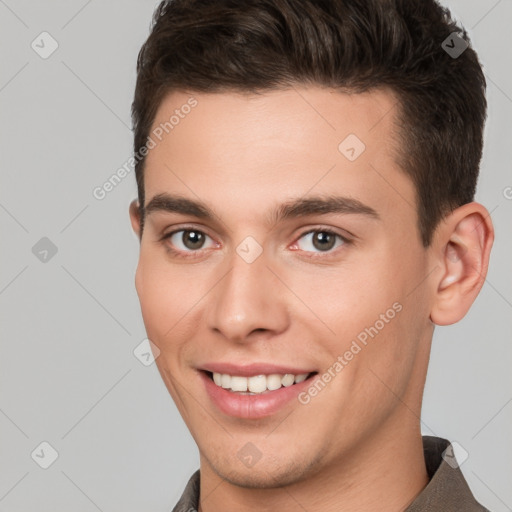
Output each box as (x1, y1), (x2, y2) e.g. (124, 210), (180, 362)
(172, 436), (490, 511)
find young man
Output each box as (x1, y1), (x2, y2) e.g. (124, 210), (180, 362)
(129, 1), (494, 510)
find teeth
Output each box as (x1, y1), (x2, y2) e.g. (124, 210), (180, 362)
(294, 373), (308, 384)
(281, 374), (295, 387)
(231, 376), (248, 392)
(248, 375), (267, 393)
(266, 374), (282, 391)
(221, 374), (231, 389)
(210, 372), (310, 394)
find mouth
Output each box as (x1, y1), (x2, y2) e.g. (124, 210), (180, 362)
(199, 368), (319, 419)
(203, 370), (318, 395)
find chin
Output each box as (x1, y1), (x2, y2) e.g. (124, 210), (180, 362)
(210, 455), (320, 489)
(223, 469), (300, 489)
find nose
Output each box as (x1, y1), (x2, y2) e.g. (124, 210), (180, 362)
(206, 246), (289, 344)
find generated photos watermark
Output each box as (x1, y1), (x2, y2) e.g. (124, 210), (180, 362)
(92, 97), (198, 201)
(298, 301), (403, 405)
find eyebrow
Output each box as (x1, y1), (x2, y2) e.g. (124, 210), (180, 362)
(144, 193), (380, 226)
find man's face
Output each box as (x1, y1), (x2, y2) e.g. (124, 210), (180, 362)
(131, 87), (435, 487)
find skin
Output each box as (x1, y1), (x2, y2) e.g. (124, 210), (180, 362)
(129, 86), (494, 512)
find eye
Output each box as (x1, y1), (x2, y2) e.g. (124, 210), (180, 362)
(294, 229), (348, 254)
(162, 228), (217, 255)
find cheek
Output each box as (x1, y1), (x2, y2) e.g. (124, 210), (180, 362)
(291, 250), (422, 385)
(135, 255), (192, 343)
(292, 260), (404, 341)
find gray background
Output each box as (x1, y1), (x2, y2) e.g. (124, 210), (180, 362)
(0, 1), (510, 511)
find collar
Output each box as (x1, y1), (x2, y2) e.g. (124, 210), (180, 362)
(405, 436), (488, 511)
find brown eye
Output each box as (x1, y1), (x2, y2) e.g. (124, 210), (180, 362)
(312, 231), (337, 251)
(165, 229), (215, 253)
(181, 230), (205, 250)
(296, 230), (346, 253)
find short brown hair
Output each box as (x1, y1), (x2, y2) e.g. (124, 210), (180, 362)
(131, 0), (486, 246)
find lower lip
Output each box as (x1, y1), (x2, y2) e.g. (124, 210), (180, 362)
(200, 371), (316, 419)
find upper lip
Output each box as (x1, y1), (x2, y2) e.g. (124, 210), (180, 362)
(199, 362), (315, 377)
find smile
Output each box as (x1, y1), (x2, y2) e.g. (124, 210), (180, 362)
(200, 369), (319, 419)
(210, 371), (312, 394)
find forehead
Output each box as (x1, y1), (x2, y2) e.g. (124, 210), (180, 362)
(143, 86), (414, 228)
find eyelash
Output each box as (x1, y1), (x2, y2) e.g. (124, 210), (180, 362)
(159, 226), (351, 260)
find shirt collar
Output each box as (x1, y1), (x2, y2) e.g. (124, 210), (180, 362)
(405, 436), (488, 511)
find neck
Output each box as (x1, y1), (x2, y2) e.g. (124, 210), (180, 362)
(197, 417), (429, 512)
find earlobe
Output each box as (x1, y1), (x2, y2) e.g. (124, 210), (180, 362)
(129, 199), (142, 240)
(430, 203), (494, 326)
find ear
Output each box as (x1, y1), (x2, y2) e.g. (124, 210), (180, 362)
(129, 199), (142, 241)
(429, 202), (494, 326)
